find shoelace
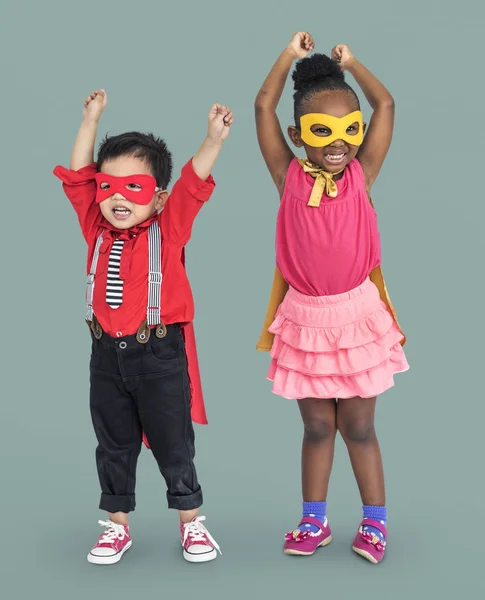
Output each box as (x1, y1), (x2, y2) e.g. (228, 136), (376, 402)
(97, 520), (127, 544)
(182, 516), (222, 554)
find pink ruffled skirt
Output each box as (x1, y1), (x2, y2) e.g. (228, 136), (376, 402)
(267, 278), (409, 399)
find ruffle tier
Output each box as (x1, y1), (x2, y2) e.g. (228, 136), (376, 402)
(267, 279), (408, 399)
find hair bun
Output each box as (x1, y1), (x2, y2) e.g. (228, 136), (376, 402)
(292, 53), (344, 92)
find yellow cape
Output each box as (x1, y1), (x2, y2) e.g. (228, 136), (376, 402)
(256, 198), (406, 352)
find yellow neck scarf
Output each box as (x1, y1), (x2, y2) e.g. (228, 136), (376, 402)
(297, 158), (344, 207)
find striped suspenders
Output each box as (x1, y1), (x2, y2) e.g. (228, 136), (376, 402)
(86, 221), (166, 341)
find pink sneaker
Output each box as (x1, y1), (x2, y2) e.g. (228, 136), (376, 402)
(283, 516), (332, 556)
(352, 519), (387, 564)
(87, 520), (132, 565)
(181, 516), (221, 563)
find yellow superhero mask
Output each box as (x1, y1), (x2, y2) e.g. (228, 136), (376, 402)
(300, 111), (364, 147)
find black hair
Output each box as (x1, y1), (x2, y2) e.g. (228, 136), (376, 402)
(292, 53), (360, 124)
(97, 132), (173, 189)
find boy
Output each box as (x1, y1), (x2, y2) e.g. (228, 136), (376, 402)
(54, 89), (233, 565)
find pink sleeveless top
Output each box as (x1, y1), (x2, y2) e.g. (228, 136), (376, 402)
(276, 158), (381, 296)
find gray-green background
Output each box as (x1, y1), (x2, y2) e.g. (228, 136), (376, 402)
(1, 0), (483, 598)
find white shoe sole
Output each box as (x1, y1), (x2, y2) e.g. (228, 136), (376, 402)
(284, 535), (332, 556)
(352, 546), (379, 564)
(183, 548), (218, 563)
(87, 540), (132, 565)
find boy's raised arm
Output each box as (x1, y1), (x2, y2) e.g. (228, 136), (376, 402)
(70, 89), (108, 171)
(191, 103), (233, 180)
(162, 103), (234, 246)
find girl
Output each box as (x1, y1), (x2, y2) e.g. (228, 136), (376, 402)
(255, 33), (409, 564)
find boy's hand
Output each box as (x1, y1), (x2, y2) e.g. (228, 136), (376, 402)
(207, 104), (234, 142)
(331, 45), (355, 70)
(287, 32), (315, 60)
(83, 89), (108, 123)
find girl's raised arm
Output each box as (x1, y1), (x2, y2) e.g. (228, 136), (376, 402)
(332, 45), (395, 192)
(255, 33), (314, 196)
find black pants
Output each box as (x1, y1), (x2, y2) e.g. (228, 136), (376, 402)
(89, 324), (203, 513)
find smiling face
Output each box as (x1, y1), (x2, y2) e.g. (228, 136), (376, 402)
(289, 90), (365, 174)
(96, 155), (168, 229)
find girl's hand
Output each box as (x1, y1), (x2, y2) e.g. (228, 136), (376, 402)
(83, 89), (108, 123)
(207, 104), (234, 142)
(287, 32), (315, 60)
(331, 45), (355, 70)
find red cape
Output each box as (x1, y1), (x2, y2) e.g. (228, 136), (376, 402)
(142, 248), (207, 449)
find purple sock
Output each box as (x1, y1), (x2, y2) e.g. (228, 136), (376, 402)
(299, 501), (326, 533)
(362, 505), (387, 541)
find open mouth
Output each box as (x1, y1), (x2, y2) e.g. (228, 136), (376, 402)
(323, 151), (348, 165)
(112, 206), (132, 221)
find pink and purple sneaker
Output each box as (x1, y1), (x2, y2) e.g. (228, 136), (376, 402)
(352, 518), (387, 564)
(181, 516), (221, 563)
(283, 516), (332, 556)
(87, 520), (132, 565)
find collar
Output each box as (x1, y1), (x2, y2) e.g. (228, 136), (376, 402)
(297, 158), (344, 207)
(97, 212), (159, 280)
(100, 211), (159, 241)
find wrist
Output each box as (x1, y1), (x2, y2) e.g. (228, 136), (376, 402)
(344, 56), (359, 72)
(82, 115), (101, 127)
(204, 134), (224, 147)
(283, 46), (298, 61)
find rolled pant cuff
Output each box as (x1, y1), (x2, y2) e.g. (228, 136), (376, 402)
(167, 489), (203, 511)
(99, 493), (136, 514)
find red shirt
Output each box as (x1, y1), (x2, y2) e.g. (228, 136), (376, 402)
(54, 160), (215, 338)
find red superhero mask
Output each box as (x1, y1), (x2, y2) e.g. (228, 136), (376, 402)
(94, 173), (160, 205)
